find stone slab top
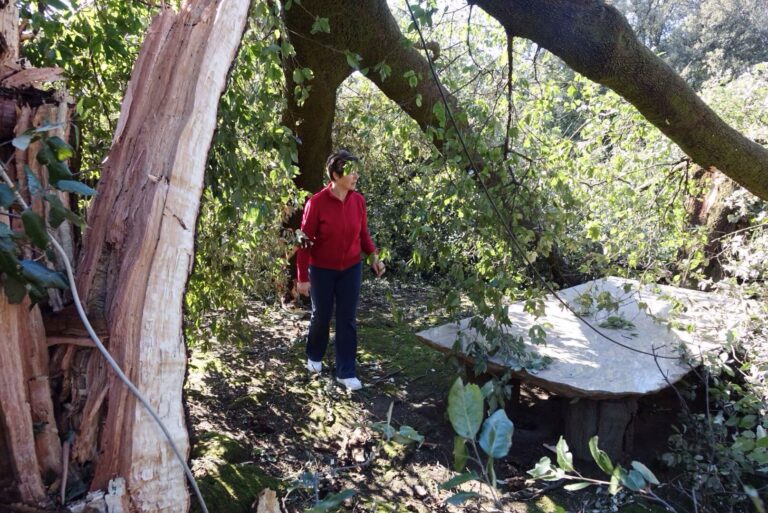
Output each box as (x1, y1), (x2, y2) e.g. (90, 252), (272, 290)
(416, 277), (751, 399)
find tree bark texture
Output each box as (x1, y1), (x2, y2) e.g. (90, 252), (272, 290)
(0, 296), (48, 506)
(470, 0), (768, 201)
(564, 397), (637, 461)
(68, 0), (249, 511)
(0, 2), (72, 505)
(281, 0), (466, 195)
(684, 168), (746, 282)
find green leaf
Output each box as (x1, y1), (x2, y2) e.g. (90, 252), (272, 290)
(744, 485), (767, 513)
(445, 492), (480, 505)
(45, 0), (68, 10)
(564, 482), (593, 491)
(20, 260), (68, 290)
(44, 193), (85, 229)
(46, 136), (74, 161)
(393, 425), (424, 445)
(453, 435), (468, 471)
(432, 102), (446, 127)
(24, 165), (43, 196)
(0, 183), (16, 208)
(310, 16), (330, 34)
(438, 471), (478, 490)
(527, 456), (564, 481)
(608, 466), (623, 495)
(36, 144), (56, 165)
(370, 421), (395, 440)
(375, 61), (391, 81)
(54, 180), (97, 196)
(0, 222), (13, 238)
(478, 409), (514, 458)
(447, 378), (483, 439)
(0, 235), (21, 278)
(621, 469), (647, 491)
(47, 160), (74, 184)
(345, 51), (362, 70)
(556, 437), (574, 472)
(12, 133), (32, 151)
(586, 221), (601, 241)
(2, 274), (27, 304)
(630, 461), (659, 485)
(480, 380), (494, 399)
(292, 68), (304, 84)
(305, 489), (356, 513)
(589, 436), (614, 475)
(21, 209), (49, 250)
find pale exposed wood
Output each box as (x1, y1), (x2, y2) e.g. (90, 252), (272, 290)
(71, 0), (250, 510)
(0, 1), (19, 65)
(11, 104), (30, 235)
(71, 350), (106, 464)
(254, 489), (282, 513)
(0, 62), (20, 81)
(0, 294), (47, 505)
(0, 67), (65, 88)
(16, 296), (62, 481)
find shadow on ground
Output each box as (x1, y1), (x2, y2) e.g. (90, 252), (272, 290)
(186, 279), (673, 513)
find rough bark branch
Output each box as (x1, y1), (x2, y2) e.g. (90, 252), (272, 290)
(470, 0), (768, 200)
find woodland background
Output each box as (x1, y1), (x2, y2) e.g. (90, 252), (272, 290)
(1, 0), (767, 512)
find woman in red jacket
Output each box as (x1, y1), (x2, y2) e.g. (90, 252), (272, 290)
(296, 150), (385, 391)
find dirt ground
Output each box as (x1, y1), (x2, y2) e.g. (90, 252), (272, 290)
(185, 278), (674, 513)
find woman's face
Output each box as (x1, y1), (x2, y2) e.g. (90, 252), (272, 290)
(334, 161), (360, 191)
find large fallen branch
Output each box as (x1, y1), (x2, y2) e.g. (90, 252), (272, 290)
(470, 0), (768, 200)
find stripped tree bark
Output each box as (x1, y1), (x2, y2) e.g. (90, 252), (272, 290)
(69, 1), (250, 511)
(0, 1), (66, 506)
(1, 0), (250, 510)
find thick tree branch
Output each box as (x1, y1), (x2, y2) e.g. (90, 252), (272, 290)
(470, 0), (768, 200)
(281, 0), (472, 177)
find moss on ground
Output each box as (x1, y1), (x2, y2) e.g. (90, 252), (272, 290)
(191, 432), (281, 513)
(357, 322), (455, 387)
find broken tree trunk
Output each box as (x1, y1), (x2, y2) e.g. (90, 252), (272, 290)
(0, 1), (68, 506)
(0, 295), (48, 506)
(70, 0), (250, 511)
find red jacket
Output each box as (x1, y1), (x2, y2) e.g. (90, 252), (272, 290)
(296, 184), (377, 282)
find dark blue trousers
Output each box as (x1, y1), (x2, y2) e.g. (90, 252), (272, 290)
(307, 262), (362, 379)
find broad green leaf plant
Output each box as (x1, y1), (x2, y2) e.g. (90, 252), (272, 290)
(440, 377), (514, 507)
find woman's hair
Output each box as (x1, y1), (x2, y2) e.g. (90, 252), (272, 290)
(326, 149), (359, 182)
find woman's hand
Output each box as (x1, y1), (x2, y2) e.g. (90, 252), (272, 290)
(296, 281), (311, 296)
(372, 260), (386, 278)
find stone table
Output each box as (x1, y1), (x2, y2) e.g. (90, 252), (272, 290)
(416, 277), (748, 460)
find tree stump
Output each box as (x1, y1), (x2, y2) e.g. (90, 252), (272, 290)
(564, 397), (638, 461)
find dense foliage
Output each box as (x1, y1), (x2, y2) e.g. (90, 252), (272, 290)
(11, 0), (767, 511)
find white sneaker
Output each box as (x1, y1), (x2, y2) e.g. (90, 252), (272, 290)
(336, 376), (363, 391)
(307, 359), (322, 374)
